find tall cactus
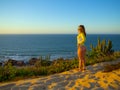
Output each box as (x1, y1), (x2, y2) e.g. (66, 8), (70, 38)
(97, 37), (101, 52)
(90, 44), (94, 51)
(98, 37), (100, 46)
(101, 39), (106, 53)
(90, 37), (113, 56)
(107, 40), (112, 52)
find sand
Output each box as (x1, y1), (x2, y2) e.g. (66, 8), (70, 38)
(0, 58), (120, 90)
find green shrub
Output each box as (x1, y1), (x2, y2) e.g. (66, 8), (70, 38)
(114, 51), (120, 58)
(0, 63), (17, 81)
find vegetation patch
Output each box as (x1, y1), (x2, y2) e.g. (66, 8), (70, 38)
(0, 37), (120, 82)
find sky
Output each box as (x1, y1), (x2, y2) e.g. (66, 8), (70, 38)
(0, 0), (120, 34)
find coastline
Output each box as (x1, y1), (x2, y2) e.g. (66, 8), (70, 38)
(0, 58), (120, 90)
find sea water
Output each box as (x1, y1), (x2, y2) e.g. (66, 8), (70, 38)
(0, 34), (119, 61)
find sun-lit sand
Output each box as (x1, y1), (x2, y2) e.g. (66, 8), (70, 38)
(0, 58), (120, 90)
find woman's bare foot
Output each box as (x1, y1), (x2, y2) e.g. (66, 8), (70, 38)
(82, 68), (86, 72)
(78, 68), (82, 72)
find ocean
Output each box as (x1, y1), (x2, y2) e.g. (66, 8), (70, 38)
(0, 34), (120, 62)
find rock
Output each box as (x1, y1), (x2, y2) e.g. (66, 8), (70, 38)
(28, 58), (39, 65)
(0, 62), (2, 66)
(4, 59), (25, 66)
(16, 61), (25, 66)
(4, 59), (17, 66)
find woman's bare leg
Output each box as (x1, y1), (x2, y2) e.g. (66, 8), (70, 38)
(82, 58), (85, 71)
(78, 47), (82, 71)
(82, 46), (86, 71)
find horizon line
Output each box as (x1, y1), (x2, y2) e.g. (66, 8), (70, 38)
(0, 33), (120, 35)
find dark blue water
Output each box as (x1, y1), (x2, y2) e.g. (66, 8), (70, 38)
(0, 34), (120, 61)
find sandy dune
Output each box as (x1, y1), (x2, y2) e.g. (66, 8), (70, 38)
(0, 58), (120, 90)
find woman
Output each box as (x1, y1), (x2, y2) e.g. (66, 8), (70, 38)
(77, 25), (86, 72)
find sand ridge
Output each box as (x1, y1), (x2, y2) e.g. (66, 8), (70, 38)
(0, 58), (120, 90)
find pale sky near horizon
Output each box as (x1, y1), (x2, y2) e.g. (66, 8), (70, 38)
(0, 0), (120, 34)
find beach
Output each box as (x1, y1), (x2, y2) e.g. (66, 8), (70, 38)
(0, 58), (120, 90)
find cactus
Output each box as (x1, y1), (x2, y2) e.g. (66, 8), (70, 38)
(90, 44), (94, 51)
(45, 55), (50, 61)
(98, 37), (100, 46)
(107, 40), (112, 52)
(90, 37), (113, 57)
(97, 37), (101, 52)
(100, 42), (103, 52)
(101, 39), (106, 53)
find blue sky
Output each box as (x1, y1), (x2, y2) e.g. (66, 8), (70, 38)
(0, 0), (120, 34)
